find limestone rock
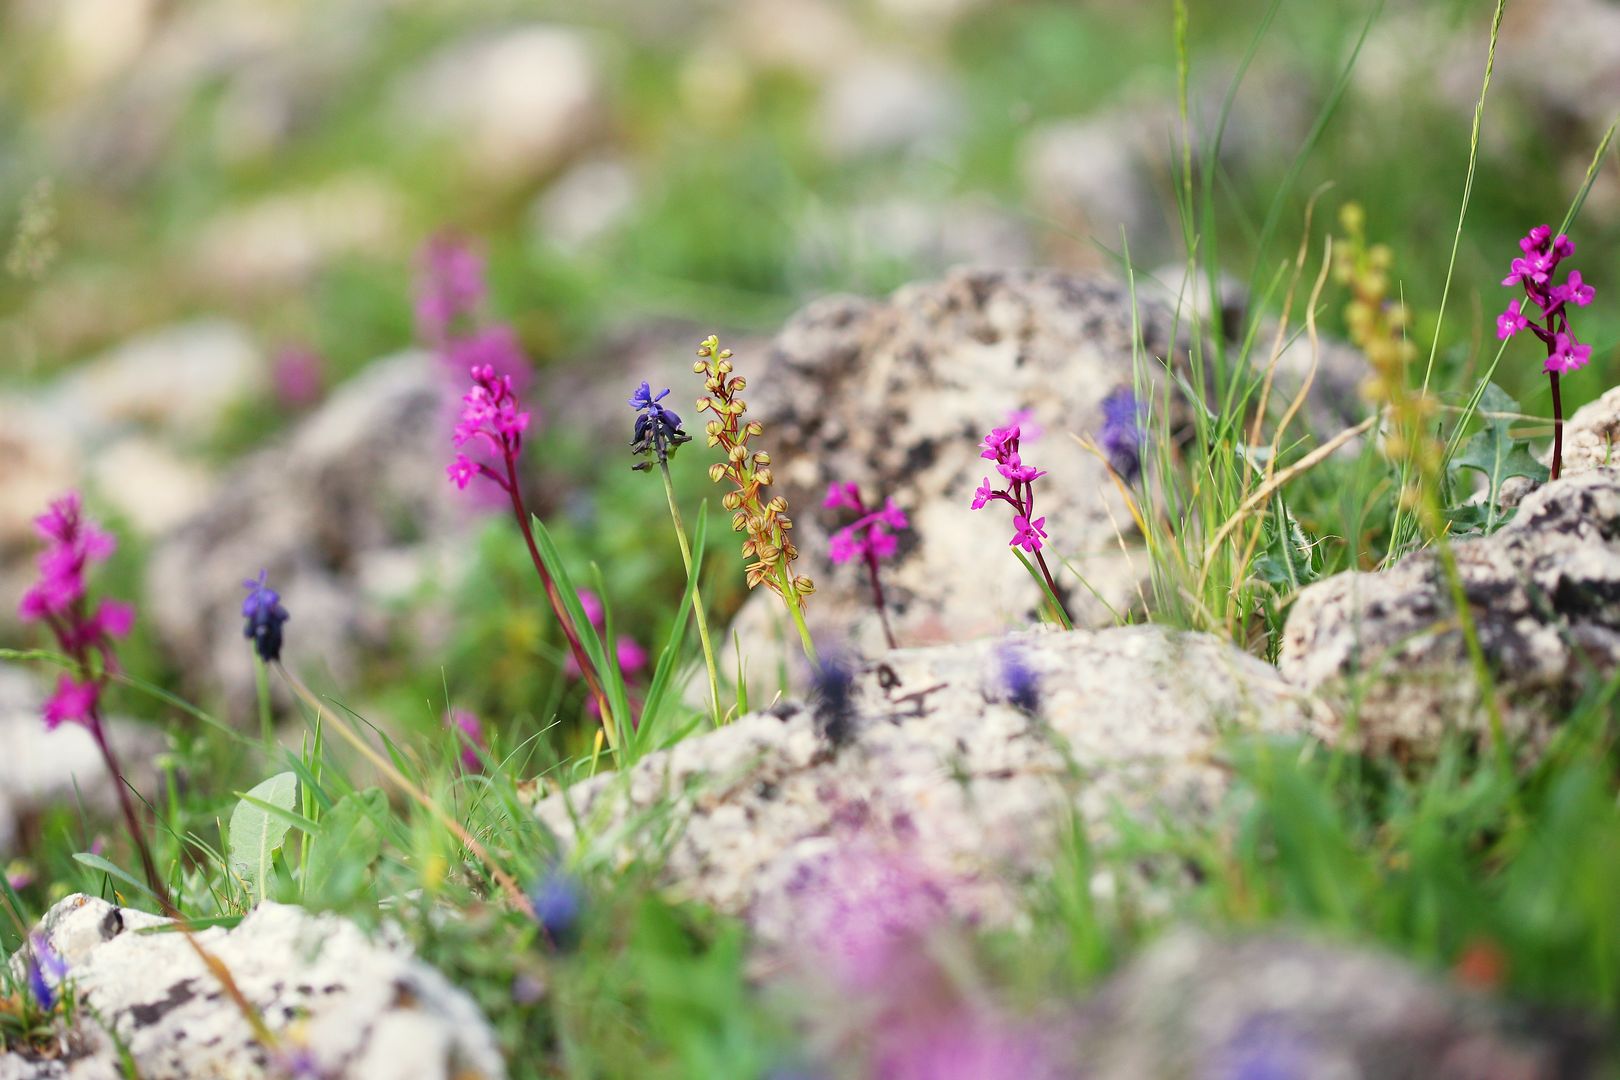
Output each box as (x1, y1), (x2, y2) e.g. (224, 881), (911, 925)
(1280, 469), (1620, 756)
(143, 352), (468, 710)
(529, 157), (639, 256)
(1547, 385), (1620, 479)
(815, 57), (962, 160)
(539, 626), (1329, 947)
(396, 25), (606, 185)
(1021, 110), (1173, 267)
(51, 319), (263, 440)
(4, 894), (503, 1080)
(190, 175), (405, 295)
(725, 268), (1182, 665)
(1074, 929), (1603, 1079)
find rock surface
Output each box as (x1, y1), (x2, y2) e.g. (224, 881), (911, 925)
(1072, 929), (1602, 1079)
(396, 25), (606, 185)
(728, 267), (1182, 667)
(2, 894), (503, 1080)
(539, 626), (1330, 946)
(50, 319), (264, 440)
(1280, 469), (1620, 755)
(143, 351), (468, 708)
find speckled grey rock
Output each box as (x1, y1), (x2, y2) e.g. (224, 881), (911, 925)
(539, 626), (1330, 945)
(726, 268), (1187, 668)
(143, 351), (469, 711)
(1073, 929), (1603, 1079)
(1280, 469), (1620, 756)
(3, 894), (503, 1080)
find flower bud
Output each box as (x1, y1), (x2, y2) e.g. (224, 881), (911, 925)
(709, 463), (727, 483)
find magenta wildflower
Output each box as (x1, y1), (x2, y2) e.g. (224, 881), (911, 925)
(1010, 515), (1047, 553)
(17, 494), (132, 730)
(1498, 223), (1598, 479)
(438, 354), (612, 727)
(17, 494), (169, 906)
(448, 364), (533, 492)
(824, 482), (908, 649)
(1495, 299), (1529, 341)
(969, 425), (1069, 620)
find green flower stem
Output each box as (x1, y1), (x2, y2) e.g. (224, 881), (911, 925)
(659, 461), (724, 727)
(777, 567), (819, 667)
(253, 655), (274, 747)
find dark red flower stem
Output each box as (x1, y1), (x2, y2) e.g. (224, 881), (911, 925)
(87, 707), (173, 910)
(847, 492), (898, 650)
(501, 454), (614, 725)
(1550, 371), (1563, 481)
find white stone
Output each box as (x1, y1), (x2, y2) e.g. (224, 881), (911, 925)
(53, 319), (263, 439)
(6, 894), (505, 1079)
(397, 25), (606, 184)
(816, 57), (962, 160)
(540, 627), (1330, 950)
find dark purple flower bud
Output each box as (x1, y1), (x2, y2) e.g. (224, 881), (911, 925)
(629, 381), (691, 471)
(1099, 387), (1146, 482)
(998, 645), (1040, 715)
(531, 867), (584, 950)
(26, 932), (67, 1011)
(242, 569), (291, 663)
(810, 653), (859, 748)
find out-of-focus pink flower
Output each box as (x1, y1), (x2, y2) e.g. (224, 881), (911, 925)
(824, 482), (862, 511)
(875, 1013), (1061, 1080)
(272, 346), (326, 408)
(826, 490), (909, 567)
(44, 676), (98, 731)
(577, 589), (605, 629)
(415, 234), (486, 343)
(445, 709), (486, 771)
(787, 846), (950, 994)
(1004, 407), (1045, 442)
(448, 326), (532, 394)
(616, 637), (648, 676)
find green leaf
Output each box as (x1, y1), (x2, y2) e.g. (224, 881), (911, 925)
(228, 771), (299, 900)
(1451, 383), (1548, 534)
(304, 788), (387, 905)
(638, 501), (709, 753)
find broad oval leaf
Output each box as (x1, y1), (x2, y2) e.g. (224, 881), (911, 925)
(228, 771), (298, 901)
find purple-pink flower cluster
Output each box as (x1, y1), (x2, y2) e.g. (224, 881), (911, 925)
(1497, 224), (1595, 375)
(970, 425), (1050, 553)
(415, 233), (487, 345)
(416, 235), (530, 390)
(445, 708), (486, 772)
(16, 493), (134, 730)
(824, 483), (909, 565)
(447, 364), (532, 490)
